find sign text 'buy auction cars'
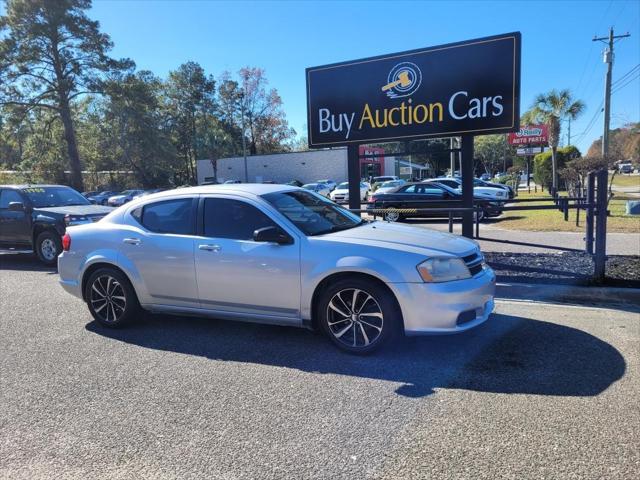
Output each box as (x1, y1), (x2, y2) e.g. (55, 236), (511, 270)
(306, 32), (521, 148)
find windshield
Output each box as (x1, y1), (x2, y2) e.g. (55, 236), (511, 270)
(262, 190), (364, 236)
(22, 186), (90, 207)
(381, 180), (402, 188)
(336, 182), (348, 189)
(428, 182), (460, 196)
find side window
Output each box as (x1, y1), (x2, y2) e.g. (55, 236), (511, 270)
(423, 187), (446, 198)
(0, 189), (24, 209)
(138, 198), (193, 234)
(402, 185), (417, 193)
(204, 198), (277, 240)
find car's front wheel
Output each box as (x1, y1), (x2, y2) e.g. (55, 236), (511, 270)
(35, 230), (62, 265)
(85, 267), (140, 328)
(317, 277), (399, 354)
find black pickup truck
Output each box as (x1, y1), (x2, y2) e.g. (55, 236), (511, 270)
(0, 185), (113, 265)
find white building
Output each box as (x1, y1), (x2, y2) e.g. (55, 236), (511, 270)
(196, 149), (430, 185)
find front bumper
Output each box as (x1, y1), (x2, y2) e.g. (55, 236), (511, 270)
(388, 267), (496, 335)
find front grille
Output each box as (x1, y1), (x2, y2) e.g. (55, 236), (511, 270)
(469, 264), (483, 276)
(463, 250), (484, 277)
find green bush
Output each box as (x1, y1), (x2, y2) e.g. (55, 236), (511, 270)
(533, 146), (581, 187)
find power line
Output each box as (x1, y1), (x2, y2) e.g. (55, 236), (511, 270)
(612, 64), (640, 86)
(574, 100), (604, 144)
(612, 72), (640, 94)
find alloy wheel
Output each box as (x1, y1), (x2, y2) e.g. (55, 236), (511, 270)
(90, 275), (127, 324)
(326, 288), (384, 348)
(40, 238), (58, 261)
(384, 209), (400, 222)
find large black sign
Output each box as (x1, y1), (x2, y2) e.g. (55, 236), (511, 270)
(306, 32), (521, 148)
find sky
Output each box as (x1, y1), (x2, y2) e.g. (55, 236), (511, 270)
(7, 0), (640, 154)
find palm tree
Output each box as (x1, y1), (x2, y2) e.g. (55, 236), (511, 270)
(524, 89), (585, 189)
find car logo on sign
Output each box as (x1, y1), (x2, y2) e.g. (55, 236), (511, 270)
(381, 62), (422, 99)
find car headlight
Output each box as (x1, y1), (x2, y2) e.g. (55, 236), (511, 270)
(64, 215), (91, 226)
(417, 257), (471, 282)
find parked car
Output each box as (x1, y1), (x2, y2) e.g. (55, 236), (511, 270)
(107, 190), (144, 207)
(369, 181), (503, 222)
(302, 183), (331, 197)
(57, 184), (495, 354)
(316, 179), (337, 191)
(474, 178), (514, 199)
(87, 190), (119, 205)
(224, 180), (242, 184)
(375, 179), (406, 195)
(0, 185), (113, 264)
(82, 191), (99, 198)
(286, 180), (304, 187)
(132, 188), (166, 200)
(619, 163), (633, 174)
(480, 173), (491, 181)
(424, 178), (508, 201)
(330, 182), (369, 203)
(371, 175), (400, 191)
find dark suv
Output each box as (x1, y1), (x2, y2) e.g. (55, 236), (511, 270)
(0, 185), (113, 265)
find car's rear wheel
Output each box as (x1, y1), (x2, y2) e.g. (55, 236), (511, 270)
(35, 230), (62, 266)
(384, 207), (402, 222)
(317, 277), (399, 354)
(85, 267), (140, 328)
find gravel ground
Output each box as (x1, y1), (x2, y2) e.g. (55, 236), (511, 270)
(1, 257), (639, 479)
(485, 252), (640, 287)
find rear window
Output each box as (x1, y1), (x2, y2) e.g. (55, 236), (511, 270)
(133, 198), (193, 234)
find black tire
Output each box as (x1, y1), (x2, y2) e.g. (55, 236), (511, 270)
(84, 267), (140, 328)
(35, 230), (62, 266)
(316, 277), (400, 354)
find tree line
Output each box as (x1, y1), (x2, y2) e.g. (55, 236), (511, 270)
(0, 0), (296, 191)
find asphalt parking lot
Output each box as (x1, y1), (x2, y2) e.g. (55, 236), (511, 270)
(1, 254), (639, 479)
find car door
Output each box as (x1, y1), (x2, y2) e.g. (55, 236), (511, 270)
(0, 189), (31, 246)
(123, 197), (200, 308)
(194, 195), (301, 322)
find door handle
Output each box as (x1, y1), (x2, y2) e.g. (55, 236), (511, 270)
(123, 238), (141, 245)
(199, 244), (221, 252)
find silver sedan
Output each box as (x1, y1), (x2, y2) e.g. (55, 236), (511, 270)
(58, 184), (495, 354)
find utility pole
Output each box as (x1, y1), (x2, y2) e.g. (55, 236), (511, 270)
(593, 27), (630, 158)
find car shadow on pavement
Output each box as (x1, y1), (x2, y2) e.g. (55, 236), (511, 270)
(86, 312), (626, 399)
(0, 254), (57, 273)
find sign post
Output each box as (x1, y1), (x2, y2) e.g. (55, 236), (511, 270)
(306, 32), (521, 237)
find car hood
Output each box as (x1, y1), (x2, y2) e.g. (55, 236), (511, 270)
(34, 205), (115, 216)
(109, 195), (127, 200)
(324, 221), (478, 257)
(332, 189), (349, 194)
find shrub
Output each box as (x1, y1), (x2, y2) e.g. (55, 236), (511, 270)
(533, 146), (581, 187)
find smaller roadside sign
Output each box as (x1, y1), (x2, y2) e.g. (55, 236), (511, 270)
(516, 146), (547, 156)
(399, 167), (412, 175)
(508, 125), (548, 145)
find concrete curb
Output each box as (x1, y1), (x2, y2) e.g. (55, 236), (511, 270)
(496, 282), (640, 307)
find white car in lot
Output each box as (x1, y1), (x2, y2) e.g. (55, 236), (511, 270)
(57, 184), (495, 354)
(374, 179), (406, 195)
(424, 178), (508, 201)
(330, 182), (369, 203)
(316, 179), (337, 191)
(302, 183), (331, 197)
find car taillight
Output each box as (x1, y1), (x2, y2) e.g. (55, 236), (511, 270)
(62, 233), (71, 251)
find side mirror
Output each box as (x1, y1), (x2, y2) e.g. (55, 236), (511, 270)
(8, 201), (25, 212)
(253, 226), (293, 245)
